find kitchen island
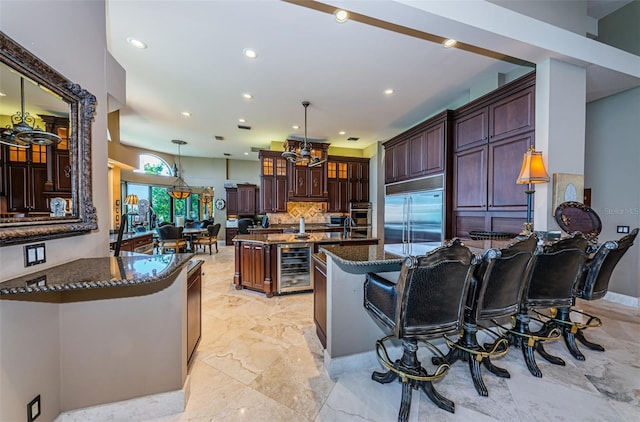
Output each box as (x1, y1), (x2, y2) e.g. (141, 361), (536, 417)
(232, 232), (378, 297)
(0, 253), (196, 420)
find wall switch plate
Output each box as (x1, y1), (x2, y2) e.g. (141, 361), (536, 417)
(617, 225), (630, 234)
(24, 243), (46, 267)
(27, 394), (41, 422)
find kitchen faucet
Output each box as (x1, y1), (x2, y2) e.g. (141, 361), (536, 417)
(343, 216), (354, 237)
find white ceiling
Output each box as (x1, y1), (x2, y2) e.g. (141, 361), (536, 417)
(104, 0), (638, 161)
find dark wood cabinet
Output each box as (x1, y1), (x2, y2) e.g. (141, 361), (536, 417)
(41, 115), (71, 193)
(454, 108), (488, 151)
(347, 158), (369, 202)
(284, 140), (329, 202)
(3, 145), (48, 213)
(312, 254), (327, 348)
(453, 145), (487, 210)
(225, 227), (238, 246)
(226, 187), (238, 215)
(109, 233), (154, 253)
(237, 183), (257, 215)
(489, 86), (535, 143)
(240, 242), (265, 289)
(259, 151), (288, 213)
(327, 159), (348, 212)
(187, 261), (203, 366)
(234, 241), (275, 297)
(451, 72), (536, 238)
(384, 110), (452, 185)
(383, 139), (409, 184)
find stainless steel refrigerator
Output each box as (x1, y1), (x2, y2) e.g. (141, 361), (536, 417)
(384, 189), (444, 256)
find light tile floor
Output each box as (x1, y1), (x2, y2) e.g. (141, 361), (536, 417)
(151, 245), (640, 421)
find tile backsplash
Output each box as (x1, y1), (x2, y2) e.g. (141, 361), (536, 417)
(268, 202), (344, 224)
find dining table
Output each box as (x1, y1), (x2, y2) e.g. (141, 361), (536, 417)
(182, 227), (208, 252)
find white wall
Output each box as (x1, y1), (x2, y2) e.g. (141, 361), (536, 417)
(585, 86), (640, 298)
(1, 0), (111, 419)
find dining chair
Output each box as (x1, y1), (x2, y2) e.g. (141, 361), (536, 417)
(193, 223), (221, 255)
(157, 225), (187, 254)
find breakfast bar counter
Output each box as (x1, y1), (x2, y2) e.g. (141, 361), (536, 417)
(0, 253), (195, 417)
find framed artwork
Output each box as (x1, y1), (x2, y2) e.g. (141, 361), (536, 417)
(552, 173), (584, 212)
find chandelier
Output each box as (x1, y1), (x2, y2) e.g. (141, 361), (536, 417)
(282, 101), (326, 167)
(167, 139), (192, 199)
(0, 77), (61, 148)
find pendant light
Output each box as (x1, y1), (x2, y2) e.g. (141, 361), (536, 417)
(0, 77), (61, 148)
(282, 101), (326, 167)
(167, 139), (192, 199)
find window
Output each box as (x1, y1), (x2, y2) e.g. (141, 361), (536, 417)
(136, 153), (172, 176)
(123, 183), (203, 227)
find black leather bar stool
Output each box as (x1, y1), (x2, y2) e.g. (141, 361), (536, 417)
(363, 239), (480, 421)
(500, 233), (588, 377)
(542, 228), (638, 360)
(436, 234), (538, 396)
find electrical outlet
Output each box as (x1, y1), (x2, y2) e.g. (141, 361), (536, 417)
(617, 225), (630, 234)
(24, 243), (46, 267)
(27, 395), (41, 422)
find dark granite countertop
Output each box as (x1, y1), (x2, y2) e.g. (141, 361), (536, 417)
(233, 232), (378, 244)
(319, 244), (403, 274)
(248, 223), (343, 232)
(0, 253), (194, 295)
(108, 229), (156, 244)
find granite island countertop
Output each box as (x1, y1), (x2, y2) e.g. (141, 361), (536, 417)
(233, 232), (378, 245)
(319, 244), (403, 274)
(0, 253), (194, 295)
(108, 229), (156, 244)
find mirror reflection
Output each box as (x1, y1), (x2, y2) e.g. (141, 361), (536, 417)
(0, 31), (96, 246)
(0, 61), (72, 218)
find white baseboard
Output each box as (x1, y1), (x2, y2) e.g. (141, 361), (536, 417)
(603, 291), (639, 308)
(54, 376), (190, 422)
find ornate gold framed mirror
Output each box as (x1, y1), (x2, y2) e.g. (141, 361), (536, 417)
(0, 32), (97, 245)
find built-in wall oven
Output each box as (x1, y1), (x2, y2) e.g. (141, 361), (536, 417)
(277, 243), (313, 294)
(349, 202), (372, 236)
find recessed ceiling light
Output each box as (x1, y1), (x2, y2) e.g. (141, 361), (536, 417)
(242, 93), (253, 100)
(339, 131), (346, 135)
(443, 38), (457, 48)
(384, 89), (395, 96)
(335, 9), (349, 23)
(243, 48), (257, 59)
(244, 152), (249, 156)
(0, 92), (6, 97)
(181, 111), (191, 117)
(292, 125), (299, 130)
(126, 37), (147, 49)
(238, 118), (246, 123)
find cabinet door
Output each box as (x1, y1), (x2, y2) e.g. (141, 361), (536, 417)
(237, 186), (255, 214)
(453, 145), (487, 210)
(454, 108), (488, 151)
(275, 177), (288, 212)
(260, 177), (275, 212)
(384, 145), (395, 184)
(292, 165), (308, 197)
(409, 132), (426, 177)
(313, 258), (327, 348)
(251, 244), (265, 290)
(488, 134), (531, 210)
(308, 167), (324, 198)
(424, 122), (445, 174)
(240, 244), (255, 287)
(327, 179), (339, 212)
(6, 163), (28, 211)
(490, 87), (534, 143)
(226, 188), (238, 215)
(30, 165), (48, 212)
(394, 141), (409, 182)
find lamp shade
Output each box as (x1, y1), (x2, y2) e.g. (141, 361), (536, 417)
(516, 147), (550, 184)
(124, 194), (139, 205)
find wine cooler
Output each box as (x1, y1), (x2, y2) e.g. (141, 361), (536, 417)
(277, 243), (313, 294)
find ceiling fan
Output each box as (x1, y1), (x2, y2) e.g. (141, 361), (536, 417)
(282, 101), (327, 167)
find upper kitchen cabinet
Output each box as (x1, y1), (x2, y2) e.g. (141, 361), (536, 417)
(327, 158), (348, 213)
(285, 140), (329, 202)
(384, 110), (452, 185)
(3, 144), (48, 213)
(226, 187), (238, 215)
(347, 158), (369, 203)
(453, 72), (535, 152)
(237, 183), (257, 215)
(259, 150), (288, 213)
(383, 139), (408, 184)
